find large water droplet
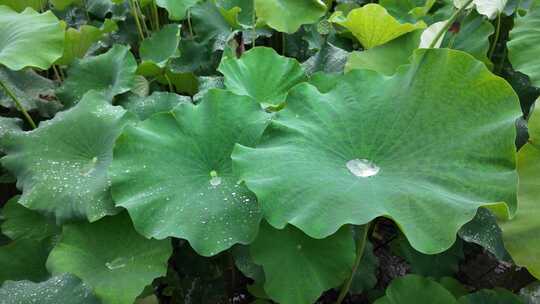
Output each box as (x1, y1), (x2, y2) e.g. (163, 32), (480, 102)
(209, 170), (222, 186)
(346, 159), (380, 178)
(105, 257), (127, 270)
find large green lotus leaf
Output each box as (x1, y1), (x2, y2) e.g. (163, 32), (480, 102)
(216, 0), (254, 27)
(119, 91), (191, 121)
(329, 4), (425, 49)
(0, 274), (100, 304)
(0, 238), (51, 284)
(56, 24), (107, 66)
(508, 6), (540, 88)
(1, 91), (133, 223)
(346, 29), (421, 76)
(0, 0), (43, 11)
(140, 24), (181, 68)
(374, 274), (457, 304)
(0, 6), (64, 71)
(254, 0), (327, 33)
(50, 0), (83, 10)
(500, 106), (540, 279)
(458, 207), (511, 261)
(458, 288), (524, 304)
(233, 49), (520, 254)
(57, 45), (137, 107)
(1, 196), (60, 241)
(218, 47), (307, 106)
(0, 67), (61, 117)
(156, 0), (201, 20)
(111, 89), (270, 256)
(170, 39), (222, 76)
(46, 213), (172, 304)
(191, 0), (234, 46)
(0, 117), (22, 140)
(250, 222), (355, 304)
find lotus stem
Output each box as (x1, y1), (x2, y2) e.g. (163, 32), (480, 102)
(335, 223), (371, 304)
(151, 1), (160, 30)
(428, 0), (474, 49)
(0, 78), (37, 129)
(488, 13), (502, 61)
(129, 0), (145, 40)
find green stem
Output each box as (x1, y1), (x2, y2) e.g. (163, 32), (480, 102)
(428, 0), (474, 49)
(0, 79), (36, 129)
(488, 13), (502, 61)
(187, 9), (194, 38)
(52, 65), (63, 82)
(129, 0), (145, 40)
(164, 73), (174, 92)
(135, 0), (150, 37)
(335, 224), (371, 304)
(151, 1), (160, 30)
(251, 6), (256, 47)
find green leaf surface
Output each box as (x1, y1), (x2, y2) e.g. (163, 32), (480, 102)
(444, 13), (494, 66)
(350, 240), (379, 294)
(345, 30), (421, 75)
(0, 0), (44, 11)
(507, 6), (540, 87)
(458, 288), (524, 304)
(57, 45), (137, 107)
(330, 4), (425, 49)
(303, 42), (349, 76)
(0, 238), (51, 284)
(111, 89), (270, 256)
(156, 0), (201, 20)
(56, 24), (106, 66)
(46, 213), (172, 304)
(1, 91), (132, 223)
(500, 106), (540, 279)
(170, 39), (222, 76)
(119, 91), (191, 121)
(218, 47), (307, 106)
(254, 0), (327, 33)
(140, 24), (181, 68)
(0, 274), (100, 304)
(0, 6), (64, 71)
(458, 207), (511, 261)
(374, 274), (457, 304)
(0, 67), (61, 117)
(250, 222), (355, 304)
(1, 196), (60, 241)
(392, 235), (463, 278)
(0, 117), (22, 141)
(233, 49), (520, 254)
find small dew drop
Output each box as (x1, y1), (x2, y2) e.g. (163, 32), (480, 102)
(346, 159), (380, 178)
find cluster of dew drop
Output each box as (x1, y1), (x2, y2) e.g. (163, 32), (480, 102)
(346, 158), (380, 178)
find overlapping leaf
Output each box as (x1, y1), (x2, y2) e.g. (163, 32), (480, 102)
(500, 105), (540, 279)
(1, 196), (60, 241)
(111, 89), (270, 256)
(508, 5), (540, 88)
(156, 0), (201, 20)
(46, 212), (172, 304)
(0, 5), (64, 70)
(374, 275), (458, 304)
(233, 49), (520, 254)
(0, 274), (101, 304)
(57, 45), (137, 107)
(250, 223), (355, 304)
(254, 0), (327, 33)
(330, 4), (425, 49)
(1, 91), (133, 223)
(218, 47), (307, 106)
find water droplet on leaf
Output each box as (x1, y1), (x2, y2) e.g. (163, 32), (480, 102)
(346, 159), (380, 178)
